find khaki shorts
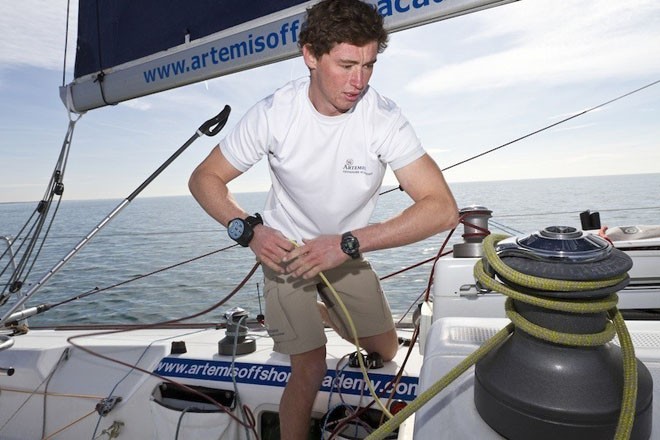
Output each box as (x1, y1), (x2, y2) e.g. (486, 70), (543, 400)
(262, 258), (395, 355)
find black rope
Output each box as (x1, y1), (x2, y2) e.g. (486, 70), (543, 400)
(379, 185), (404, 196)
(50, 244), (238, 309)
(93, 0), (116, 106)
(94, 71), (116, 107)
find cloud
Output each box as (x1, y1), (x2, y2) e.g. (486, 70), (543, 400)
(405, 0), (660, 95)
(5, 0), (657, 97)
(551, 123), (598, 133)
(121, 99), (153, 112)
(0, 0), (78, 71)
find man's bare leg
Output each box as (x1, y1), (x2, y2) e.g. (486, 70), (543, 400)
(317, 301), (344, 336)
(280, 345), (327, 439)
(359, 328), (399, 361)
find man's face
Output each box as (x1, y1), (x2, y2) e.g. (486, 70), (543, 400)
(303, 41), (379, 116)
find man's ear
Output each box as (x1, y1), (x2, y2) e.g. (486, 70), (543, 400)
(302, 44), (317, 70)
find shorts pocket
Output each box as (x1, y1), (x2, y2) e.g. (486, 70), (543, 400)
(264, 282), (298, 343)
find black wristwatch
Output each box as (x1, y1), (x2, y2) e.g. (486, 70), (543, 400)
(227, 213), (263, 247)
(340, 231), (360, 259)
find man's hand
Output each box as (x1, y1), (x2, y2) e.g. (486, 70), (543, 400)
(249, 225), (297, 273)
(282, 235), (350, 279)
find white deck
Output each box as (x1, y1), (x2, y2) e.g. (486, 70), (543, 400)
(0, 325), (420, 439)
(416, 318), (660, 439)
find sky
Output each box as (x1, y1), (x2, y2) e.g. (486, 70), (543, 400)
(0, 0), (659, 203)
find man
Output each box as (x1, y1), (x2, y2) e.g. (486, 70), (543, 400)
(189, 0), (458, 437)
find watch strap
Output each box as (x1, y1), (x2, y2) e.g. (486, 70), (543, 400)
(245, 213), (263, 228)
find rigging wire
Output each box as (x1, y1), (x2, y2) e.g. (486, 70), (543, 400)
(6, 203), (655, 244)
(1, 52), (657, 440)
(379, 78), (660, 197)
(1, 108), (230, 326)
(5, 71), (657, 315)
(0, 118), (79, 306)
(12, 191), (653, 319)
(496, 205), (660, 219)
(64, 262), (262, 430)
(489, 219), (523, 235)
(442, 78), (660, 173)
(62, 0), (72, 87)
(0, 347), (73, 435)
(395, 290), (426, 326)
(88, 329), (202, 439)
(2, 199), (651, 320)
(48, 243), (238, 310)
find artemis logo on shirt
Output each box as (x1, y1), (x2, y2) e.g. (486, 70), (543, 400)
(342, 159), (372, 175)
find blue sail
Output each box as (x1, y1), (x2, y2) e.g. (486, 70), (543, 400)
(62, 0), (515, 113)
(74, 0), (310, 78)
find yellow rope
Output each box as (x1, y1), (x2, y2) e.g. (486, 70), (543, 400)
(504, 297), (616, 345)
(317, 271), (394, 419)
(289, 240), (393, 419)
(366, 233), (639, 440)
(479, 234), (638, 440)
(610, 308), (639, 439)
(483, 234), (628, 292)
(366, 324), (514, 440)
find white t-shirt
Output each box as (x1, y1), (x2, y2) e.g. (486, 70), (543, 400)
(219, 77), (425, 242)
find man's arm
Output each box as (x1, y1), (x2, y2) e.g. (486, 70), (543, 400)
(284, 154), (459, 278)
(189, 147), (246, 225)
(357, 153), (458, 252)
(189, 147), (294, 272)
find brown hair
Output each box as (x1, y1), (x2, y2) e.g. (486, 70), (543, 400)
(298, 0), (388, 58)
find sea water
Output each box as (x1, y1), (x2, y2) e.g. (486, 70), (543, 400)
(0, 173), (658, 326)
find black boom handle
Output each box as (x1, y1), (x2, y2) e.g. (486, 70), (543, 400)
(200, 105), (231, 136)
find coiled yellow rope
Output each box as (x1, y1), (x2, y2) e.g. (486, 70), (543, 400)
(366, 234), (638, 440)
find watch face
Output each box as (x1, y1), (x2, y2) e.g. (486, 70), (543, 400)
(343, 236), (358, 251)
(341, 234), (360, 258)
(227, 219), (245, 240)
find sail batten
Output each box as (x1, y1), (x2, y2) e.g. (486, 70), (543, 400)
(62, 0), (516, 113)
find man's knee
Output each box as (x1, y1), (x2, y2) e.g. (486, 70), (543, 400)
(290, 346), (328, 383)
(360, 329), (399, 362)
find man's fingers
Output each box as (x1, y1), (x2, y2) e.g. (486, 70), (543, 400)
(262, 256), (285, 274)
